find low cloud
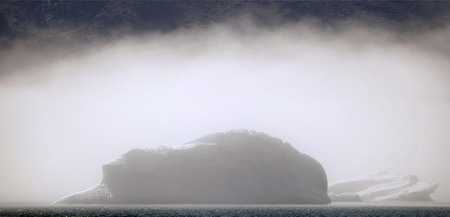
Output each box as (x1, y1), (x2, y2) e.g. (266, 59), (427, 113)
(0, 20), (449, 203)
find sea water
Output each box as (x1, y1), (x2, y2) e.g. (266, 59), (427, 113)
(1, 203), (450, 217)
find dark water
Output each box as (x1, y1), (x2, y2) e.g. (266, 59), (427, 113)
(1, 204), (450, 217)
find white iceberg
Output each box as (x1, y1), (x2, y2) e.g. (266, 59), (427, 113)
(55, 184), (112, 204)
(328, 192), (361, 202)
(328, 172), (438, 202)
(55, 130), (331, 204)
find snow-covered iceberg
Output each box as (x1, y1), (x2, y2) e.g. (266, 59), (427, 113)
(55, 130), (331, 204)
(328, 172), (438, 202)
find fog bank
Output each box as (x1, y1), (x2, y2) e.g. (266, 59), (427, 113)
(0, 21), (449, 203)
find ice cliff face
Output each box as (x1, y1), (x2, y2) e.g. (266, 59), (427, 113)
(328, 172), (438, 202)
(55, 130), (331, 204)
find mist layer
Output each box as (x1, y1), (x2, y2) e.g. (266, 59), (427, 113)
(0, 19), (449, 203)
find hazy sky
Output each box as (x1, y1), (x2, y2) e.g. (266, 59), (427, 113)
(0, 21), (449, 203)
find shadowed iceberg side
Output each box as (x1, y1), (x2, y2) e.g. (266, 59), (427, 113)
(55, 130), (331, 204)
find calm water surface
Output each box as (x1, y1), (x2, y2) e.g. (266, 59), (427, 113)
(1, 203), (450, 217)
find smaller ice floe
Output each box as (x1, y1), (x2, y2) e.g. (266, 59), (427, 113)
(53, 183), (112, 204)
(328, 172), (438, 202)
(328, 193), (361, 202)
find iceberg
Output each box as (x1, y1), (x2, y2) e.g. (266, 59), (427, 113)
(328, 193), (362, 202)
(55, 184), (112, 204)
(328, 172), (438, 202)
(55, 130), (331, 204)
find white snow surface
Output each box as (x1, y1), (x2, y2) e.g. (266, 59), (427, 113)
(328, 172), (438, 202)
(54, 130), (330, 204)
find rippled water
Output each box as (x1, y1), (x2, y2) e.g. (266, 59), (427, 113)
(1, 204), (450, 217)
